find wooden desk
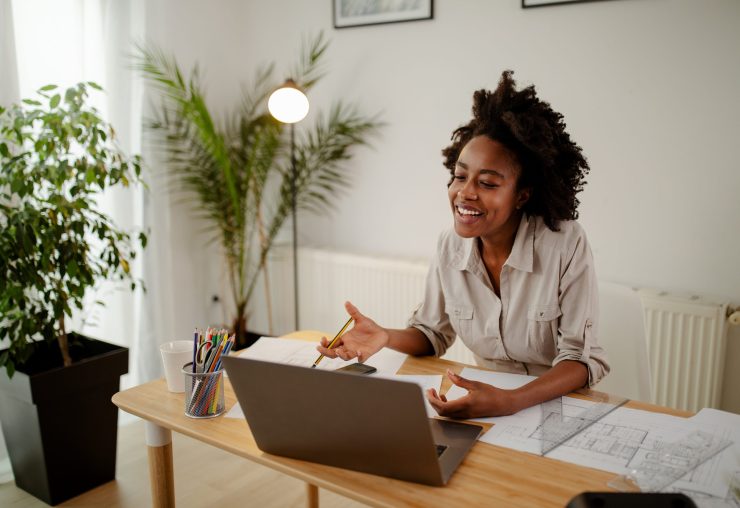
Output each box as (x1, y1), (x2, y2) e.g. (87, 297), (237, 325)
(113, 336), (689, 508)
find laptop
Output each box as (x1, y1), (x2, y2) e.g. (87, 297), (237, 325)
(222, 356), (483, 486)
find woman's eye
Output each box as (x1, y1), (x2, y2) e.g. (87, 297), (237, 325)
(480, 181), (498, 189)
(453, 175), (465, 181)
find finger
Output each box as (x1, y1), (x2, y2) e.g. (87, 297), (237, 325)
(344, 300), (365, 322)
(325, 336), (344, 350)
(333, 346), (347, 360)
(427, 395), (459, 417)
(335, 347), (354, 361)
(428, 398), (443, 413)
(434, 394), (471, 418)
(447, 369), (478, 391)
(316, 345), (338, 358)
(426, 390), (445, 412)
(320, 336), (329, 347)
(356, 350), (363, 363)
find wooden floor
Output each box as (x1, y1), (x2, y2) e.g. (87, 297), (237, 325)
(0, 420), (367, 507)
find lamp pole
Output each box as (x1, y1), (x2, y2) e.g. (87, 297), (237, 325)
(267, 79), (308, 332)
(290, 122), (299, 330)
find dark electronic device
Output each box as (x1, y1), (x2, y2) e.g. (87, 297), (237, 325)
(336, 362), (377, 375)
(566, 492), (697, 508)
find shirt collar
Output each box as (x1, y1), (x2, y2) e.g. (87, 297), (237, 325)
(454, 214), (534, 274)
(505, 214), (534, 273)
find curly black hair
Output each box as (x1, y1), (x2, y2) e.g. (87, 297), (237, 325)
(442, 70), (589, 231)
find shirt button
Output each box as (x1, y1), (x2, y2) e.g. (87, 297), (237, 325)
(539, 311), (545, 317)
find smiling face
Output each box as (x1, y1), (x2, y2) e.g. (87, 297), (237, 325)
(448, 135), (530, 244)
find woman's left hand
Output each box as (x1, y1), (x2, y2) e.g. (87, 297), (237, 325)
(426, 370), (520, 418)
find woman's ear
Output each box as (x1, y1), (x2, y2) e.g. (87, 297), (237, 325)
(516, 187), (531, 210)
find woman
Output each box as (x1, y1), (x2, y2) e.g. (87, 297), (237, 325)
(316, 70), (609, 418)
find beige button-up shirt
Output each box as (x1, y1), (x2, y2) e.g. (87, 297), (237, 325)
(408, 214), (609, 386)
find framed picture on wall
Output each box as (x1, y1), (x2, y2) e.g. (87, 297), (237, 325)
(522, 0), (613, 7)
(333, 0), (434, 29)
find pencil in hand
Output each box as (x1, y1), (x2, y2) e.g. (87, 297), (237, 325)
(312, 316), (354, 368)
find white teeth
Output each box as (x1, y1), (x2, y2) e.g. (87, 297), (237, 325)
(457, 206), (482, 216)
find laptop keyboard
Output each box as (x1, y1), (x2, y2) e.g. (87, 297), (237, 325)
(435, 444), (447, 457)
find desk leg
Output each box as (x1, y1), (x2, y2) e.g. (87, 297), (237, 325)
(145, 421), (175, 508)
(306, 483), (319, 508)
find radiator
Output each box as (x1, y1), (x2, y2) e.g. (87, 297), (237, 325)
(299, 247), (428, 329)
(638, 289), (729, 412)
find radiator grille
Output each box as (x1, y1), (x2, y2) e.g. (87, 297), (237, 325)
(299, 248), (429, 332)
(639, 290), (729, 412)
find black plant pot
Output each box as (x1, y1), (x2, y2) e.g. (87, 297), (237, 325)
(0, 333), (128, 505)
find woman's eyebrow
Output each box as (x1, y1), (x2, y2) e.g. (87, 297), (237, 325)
(480, 169), (505, 178)
(456, 160), (505, 178)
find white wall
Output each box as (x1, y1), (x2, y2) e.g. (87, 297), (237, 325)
(145, 0), (740, 411)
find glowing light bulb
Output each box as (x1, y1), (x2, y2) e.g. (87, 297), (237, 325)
(268, 81), (309, 124)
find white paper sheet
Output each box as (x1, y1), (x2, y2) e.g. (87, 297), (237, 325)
(236, 336), (407, 375)
(225, 400), (244, 419)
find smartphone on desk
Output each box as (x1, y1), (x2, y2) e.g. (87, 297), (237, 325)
(336, 362), (377, 375)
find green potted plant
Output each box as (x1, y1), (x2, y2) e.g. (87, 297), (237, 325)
(0, 82), (146, 505)
(135, 33), (381, 345)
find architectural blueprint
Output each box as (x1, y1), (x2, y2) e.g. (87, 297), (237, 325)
(446, 368), (739, 507)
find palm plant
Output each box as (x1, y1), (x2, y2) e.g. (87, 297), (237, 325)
(135, 33), (381, 345)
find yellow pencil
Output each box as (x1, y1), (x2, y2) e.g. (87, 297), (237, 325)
(311, 316), (354, 368)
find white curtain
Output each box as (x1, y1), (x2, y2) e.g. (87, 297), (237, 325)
(0, 0), (20, 483)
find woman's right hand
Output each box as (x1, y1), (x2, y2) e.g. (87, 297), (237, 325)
(316, 301), (389, 363)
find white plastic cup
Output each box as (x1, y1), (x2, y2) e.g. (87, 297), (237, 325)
(160, 340), (194, 392)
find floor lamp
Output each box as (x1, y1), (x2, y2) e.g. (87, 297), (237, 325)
(267, 79), (309, 331)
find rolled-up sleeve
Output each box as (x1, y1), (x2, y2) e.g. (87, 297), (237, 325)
(407, 247), (456, 357)
(553, 229), (610, 387)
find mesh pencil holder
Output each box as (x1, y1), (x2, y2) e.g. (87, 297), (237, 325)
(182, 362), (225, 418)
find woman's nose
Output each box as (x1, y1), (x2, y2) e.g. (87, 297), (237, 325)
(457, 181), (478, 200)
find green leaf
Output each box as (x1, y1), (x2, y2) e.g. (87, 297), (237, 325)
(39, 84), (57, 91)
(87, 81), (103, 91)
(0, 78), (148, 376)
